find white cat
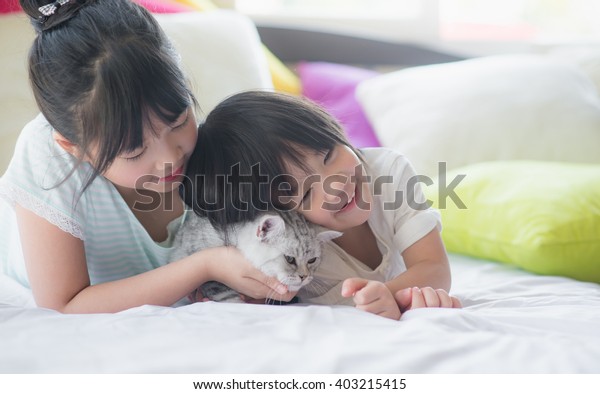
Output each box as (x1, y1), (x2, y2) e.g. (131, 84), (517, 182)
(171, 210), (341, 302)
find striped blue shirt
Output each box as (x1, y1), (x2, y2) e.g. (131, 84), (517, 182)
(0, 114), (185, 288)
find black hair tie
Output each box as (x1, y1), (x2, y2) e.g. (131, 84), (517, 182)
(38, 0), (91, 31)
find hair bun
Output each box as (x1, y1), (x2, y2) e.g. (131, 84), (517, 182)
(20, 0), (92, 32)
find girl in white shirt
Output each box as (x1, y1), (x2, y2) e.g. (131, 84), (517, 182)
(184, 91), (461, 320)
(0, 0), (291, 313)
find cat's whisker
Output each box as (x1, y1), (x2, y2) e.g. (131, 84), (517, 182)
(316, 282), (330, 295)
(283, 276), (294, 287)
(265, 289), (275, 305)
(304, 279), (328, 298)
(301, 282), (330, 304)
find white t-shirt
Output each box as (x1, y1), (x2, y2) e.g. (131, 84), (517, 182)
(0, 114), (184, 288)
(298, 148), (442, 305)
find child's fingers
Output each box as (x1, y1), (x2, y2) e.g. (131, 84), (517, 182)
(451, 296), (462, 308)
(256, 273), (288, 296)
(421, 287), (441, 307)
(437, 289), (454, 308)
(394, 288), (413, 312)
(341, 277), (370, 298)
(220, 248), (288, 297)
(395, 287), (462, 310)
(352, 285), (381, 305)
(410, 287), (426, 309)
(380, 308), (401, 321)
(356, 299), (401, 320)
(349, 282), (400, 320)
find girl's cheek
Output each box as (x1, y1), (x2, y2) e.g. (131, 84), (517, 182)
(297, 206), (327, 227)
(188, 127), (199, 149)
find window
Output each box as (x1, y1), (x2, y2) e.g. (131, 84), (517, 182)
(235, 0), (422, 19)
(441, 0), (600, 42)
(232, 0), (600, 45)
(233, 0), (438, 43)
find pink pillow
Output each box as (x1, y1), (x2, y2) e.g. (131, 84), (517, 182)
(0, 1), (190, 14)
(1, 0), (22, 13)
(134, 0), (191, 13)
(298, 62), (381, 148)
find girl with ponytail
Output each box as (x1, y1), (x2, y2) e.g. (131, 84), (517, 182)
(0, 0), (292, 313)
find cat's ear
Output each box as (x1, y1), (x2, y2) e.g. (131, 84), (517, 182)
(316, 230), (343, 243)
(256, 215), (286, 243)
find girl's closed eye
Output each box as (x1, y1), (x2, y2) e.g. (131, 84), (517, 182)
(300, 147), (334, 203)
(123, 147), (147, 162)
(301, 188), (312, 202)
(121, 109), (188, 162)
(323, 148), (333, 164)
(172, 109), (190, 130)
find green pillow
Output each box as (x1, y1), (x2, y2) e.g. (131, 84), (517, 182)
(425, 161), (600, 283)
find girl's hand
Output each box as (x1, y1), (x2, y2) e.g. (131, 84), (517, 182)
(341, 278), (401, 320)
(200, 246), (295, 302)
(394, 287), (462, 313)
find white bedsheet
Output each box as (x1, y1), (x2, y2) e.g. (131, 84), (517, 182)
(1, 253), (599, 373)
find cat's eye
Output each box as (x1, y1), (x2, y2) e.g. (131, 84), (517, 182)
(307, 257), (317, 264)
(284, 255), (296, 265)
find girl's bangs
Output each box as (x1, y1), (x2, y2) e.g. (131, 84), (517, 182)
(94, 44), (192, 163)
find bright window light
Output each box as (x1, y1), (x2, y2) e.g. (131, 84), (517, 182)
(234, 0), (600, 43)
(234, 0), (422, 19)
(441, 0), (600, 42)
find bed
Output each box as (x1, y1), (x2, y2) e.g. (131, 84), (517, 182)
(1, 7), (600, 374)
(1, 253), (600, 373)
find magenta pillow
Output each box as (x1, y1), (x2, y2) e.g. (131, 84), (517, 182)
(1, 0), (22, 13)
(134, 0), (191, 13)
(0, 1), (190, 14)
(298, 62), (381, 148)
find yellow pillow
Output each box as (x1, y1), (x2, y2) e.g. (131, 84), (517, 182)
(172, 0), (301, 95)
(425, 161), (600, 283)
(173, 0), (217, 10)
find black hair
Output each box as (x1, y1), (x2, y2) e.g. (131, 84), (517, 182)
(181, 90), (362, 235)
(19, 0), (194, 197)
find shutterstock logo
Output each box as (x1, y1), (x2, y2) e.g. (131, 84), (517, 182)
(131, 162), (467, 212)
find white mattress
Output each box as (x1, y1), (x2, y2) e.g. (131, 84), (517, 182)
(1, 253), (599, 373)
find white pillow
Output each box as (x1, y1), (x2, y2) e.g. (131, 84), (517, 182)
(155, 11), (272, 117)
(356, 55), (600, 178)
(0, 11), (272, 174)
(545, 46), (600, 94)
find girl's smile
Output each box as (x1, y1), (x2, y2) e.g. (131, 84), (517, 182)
(336, 183), (358, 214)
(160, 164), (185, 183)
(288, 144), (373, 232)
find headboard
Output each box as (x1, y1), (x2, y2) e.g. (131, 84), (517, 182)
(256, 24), (467, 67)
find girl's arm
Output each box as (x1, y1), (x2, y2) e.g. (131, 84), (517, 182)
(16, 205), (288, 313)
(384, 228), (451, 295)
(341, 230), (456, 319)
